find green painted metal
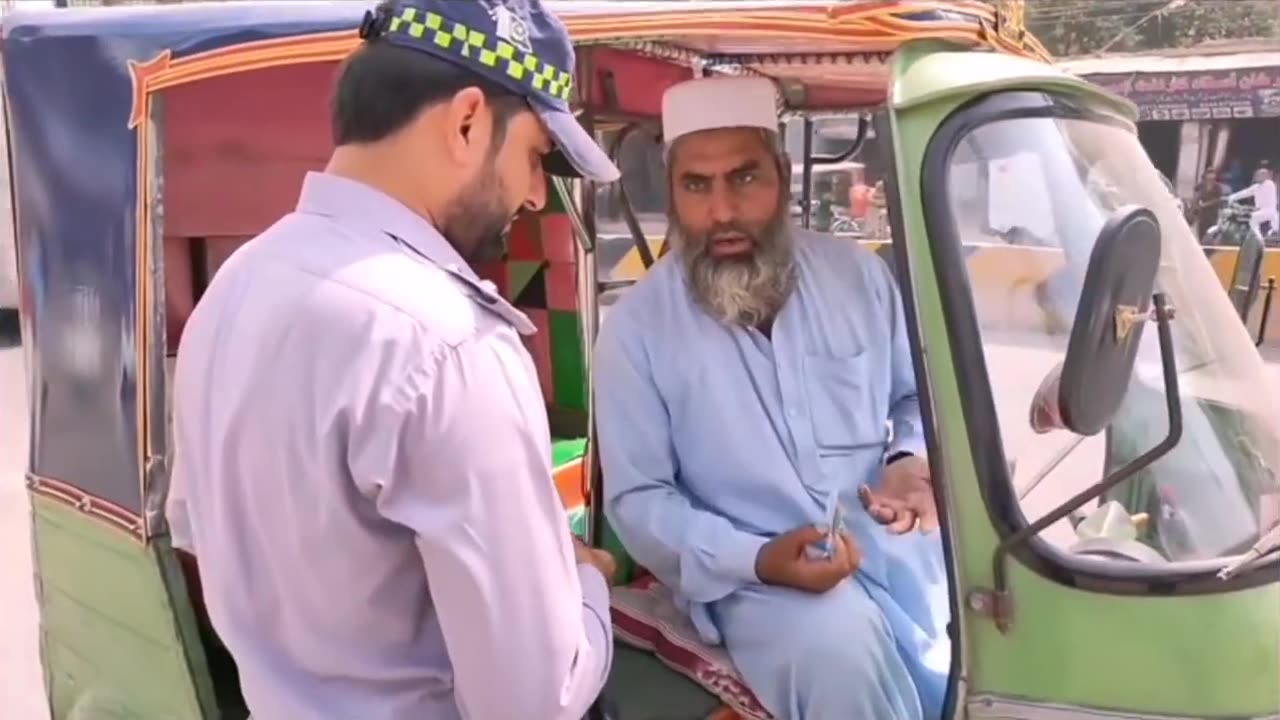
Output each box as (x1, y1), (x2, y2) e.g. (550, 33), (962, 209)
(549, 309), (588, 411)
(30, 493), (217, 720)
(552, 437), (588, 468)
(890, 42), (1135, 121)
(887, 40), (1280, 717)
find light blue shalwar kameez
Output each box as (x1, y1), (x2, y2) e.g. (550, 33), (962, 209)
(593, 230), (951, 720)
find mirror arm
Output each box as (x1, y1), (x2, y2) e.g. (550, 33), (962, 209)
(980, 293), (1182, 633)
(553, 176), (595, 254)
(800, 117), (814, 229)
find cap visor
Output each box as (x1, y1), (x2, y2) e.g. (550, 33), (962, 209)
(536, 105), (620, 183)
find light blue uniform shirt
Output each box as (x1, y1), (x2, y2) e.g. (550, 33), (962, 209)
(168, 173), (612, 720)
(594, 230), (949, 718)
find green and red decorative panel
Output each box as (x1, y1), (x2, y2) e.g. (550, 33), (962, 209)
(477, 201), (587, 414)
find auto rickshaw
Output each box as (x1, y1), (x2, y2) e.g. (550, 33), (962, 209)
(4, 1), (1280, 719)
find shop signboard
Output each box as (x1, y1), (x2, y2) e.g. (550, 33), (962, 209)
(1083, 66), (1280, 121)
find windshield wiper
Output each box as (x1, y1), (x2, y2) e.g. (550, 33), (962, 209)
(1217, 522), (1280, 580)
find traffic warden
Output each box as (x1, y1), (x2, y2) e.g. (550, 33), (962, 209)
(166, 1), (620, 718)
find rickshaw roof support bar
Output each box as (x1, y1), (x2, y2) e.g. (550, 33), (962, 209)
(553, 176), (594, 254)
(975, 293), (1183, 633)
(800, 117), (814, 230)
(598, 279), (638, 292)
(605, 119), (656, 270)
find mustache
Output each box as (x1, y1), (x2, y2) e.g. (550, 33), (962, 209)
(705, 222), (757, 243)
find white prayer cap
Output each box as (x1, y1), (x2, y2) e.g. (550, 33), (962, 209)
(662, 76), (779, 146)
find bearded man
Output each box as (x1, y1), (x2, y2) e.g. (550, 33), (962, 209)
(593, 77), (951, 720)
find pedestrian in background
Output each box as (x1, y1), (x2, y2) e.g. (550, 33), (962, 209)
(1193, 167), (1226, 242)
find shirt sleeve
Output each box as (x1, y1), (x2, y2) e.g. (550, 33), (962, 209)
(1230, 185), (1256, 201)
(166, 385), (194, 552)
(351, 336), (612, 720)
(165, 468), (194, 552)
(592, 310), (768, 604)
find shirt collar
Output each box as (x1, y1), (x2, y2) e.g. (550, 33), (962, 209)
(295, 172), (534, 335)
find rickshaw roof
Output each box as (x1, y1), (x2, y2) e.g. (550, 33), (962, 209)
(2, 1), (1047, 67)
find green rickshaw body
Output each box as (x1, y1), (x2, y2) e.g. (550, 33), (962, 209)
(882, 44), (1280, 718)
(3, 1), (1278, 719)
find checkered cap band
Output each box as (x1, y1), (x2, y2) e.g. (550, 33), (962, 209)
(387, 7), (574, 103)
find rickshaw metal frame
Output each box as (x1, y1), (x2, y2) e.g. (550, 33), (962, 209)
(876, 51), (1279, 717)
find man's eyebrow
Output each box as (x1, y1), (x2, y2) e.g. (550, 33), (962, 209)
(678, 159), (763, 181)
(678, 170), (711, 182)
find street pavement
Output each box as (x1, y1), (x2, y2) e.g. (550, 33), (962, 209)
(2, 334), (1279, 719)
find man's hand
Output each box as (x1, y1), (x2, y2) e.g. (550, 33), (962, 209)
(860, 455), (938, 534)
(573, 537), (618, 584)
(755, 525), (859, 593)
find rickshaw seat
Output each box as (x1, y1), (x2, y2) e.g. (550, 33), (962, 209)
(608, 576), (769, 720)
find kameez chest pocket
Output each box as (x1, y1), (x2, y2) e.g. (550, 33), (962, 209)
(802, 351), (888, 455)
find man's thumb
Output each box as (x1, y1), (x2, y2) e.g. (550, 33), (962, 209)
(786, 525), (826, 548)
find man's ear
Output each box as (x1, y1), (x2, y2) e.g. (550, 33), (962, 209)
(442, 86), (487, 162)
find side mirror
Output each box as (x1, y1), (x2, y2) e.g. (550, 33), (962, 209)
(1057, 205), (1162, 436)
(996, 208), (1183, 628)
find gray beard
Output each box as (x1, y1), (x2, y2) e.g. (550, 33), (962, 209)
(677, 226), (797, 328)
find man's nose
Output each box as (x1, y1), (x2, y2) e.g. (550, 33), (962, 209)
(524, 169), (548, 213)
(707, 184), (736, 224)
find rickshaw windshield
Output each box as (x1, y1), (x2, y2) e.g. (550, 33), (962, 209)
(944, 95), (1280, 565)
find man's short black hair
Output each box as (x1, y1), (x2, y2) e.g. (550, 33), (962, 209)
(330, 40), (527, 147)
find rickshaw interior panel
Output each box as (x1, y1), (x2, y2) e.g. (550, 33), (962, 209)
(157, 59), (591, 437)
(577, 47), (693, 119)
(159, 61), (331, 351)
